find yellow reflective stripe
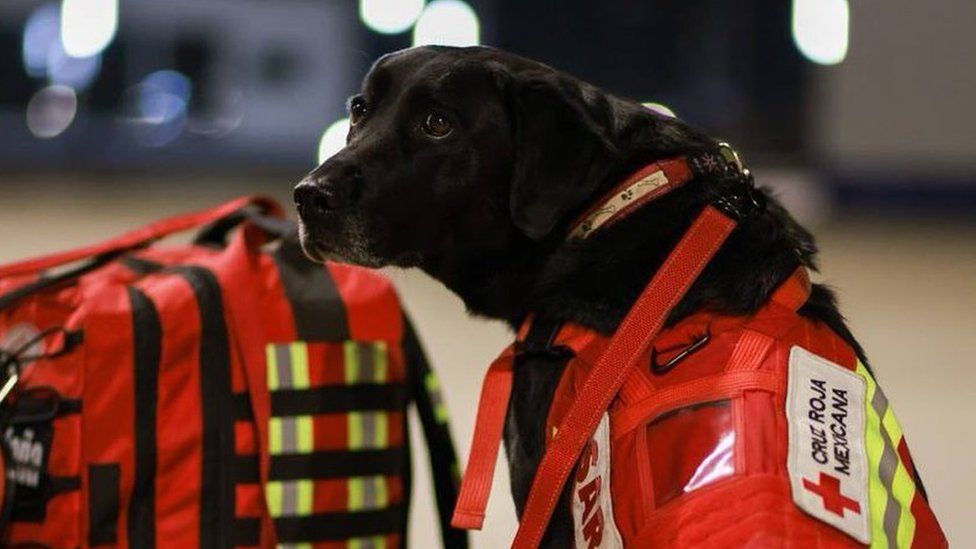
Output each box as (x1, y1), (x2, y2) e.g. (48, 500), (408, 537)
(348, 411), (388, 449)
(265, 480), (283, 516)
(376, 412), (388, 447)
(266, 344), (279, 390)
(269, 417), (281, 454)
(881, 406), (904, 450)
(344, 341), (359, 383)
(893, 462), (917, 547)
(290, 342), (310, 389)
(348, 536), (386, 549)
(297, 478), (313, 515)
(373, 341), (388, 383)
(347, 476), (389, 511)
(348, 477), (364, 511)
(269, 416), (313, 454)
(856, 361), (917, 548)
(883, 404), (917, 547)
(425, 372), (449, 424)
(265, 480), (313, 517)
(296, 415), (313, 453)
(858, 361), (891, 548)
(348, 412), (363, 449)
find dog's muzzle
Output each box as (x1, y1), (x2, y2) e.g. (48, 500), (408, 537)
(294, 161), (364, 220)
(294, 178), (339, 219)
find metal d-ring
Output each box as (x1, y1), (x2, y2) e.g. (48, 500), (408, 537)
(650, 329), (711, 375)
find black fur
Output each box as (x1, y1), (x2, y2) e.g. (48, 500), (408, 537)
(293, 46), (869, 545)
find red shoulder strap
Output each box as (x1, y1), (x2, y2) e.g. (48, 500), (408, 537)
(452, 205), (737, 545)
(512, 205), (735, 547)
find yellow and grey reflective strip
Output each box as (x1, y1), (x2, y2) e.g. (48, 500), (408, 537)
(267, 342), (311, 391)
(344, 341), (389, 384)
(856, 361), (917, 548)
(348, 411), (389, 449)
(269, 416), (313, 455)
(424, 372), (449, 424)
(265, 479), (314, 517)
(348, 476), (389, 511)
(348, 536), (386, 549)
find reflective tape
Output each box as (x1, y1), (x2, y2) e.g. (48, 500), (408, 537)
(348, 536), (386, 549)
(856, 361), (916, 548)
(349, 412), (389, 450)
(270, 416), (313, 455)
(265, 479), (313, 517)
(348, 476), (389, 512)
(424, 372), (449, 424)
(344, 341), (388, 384)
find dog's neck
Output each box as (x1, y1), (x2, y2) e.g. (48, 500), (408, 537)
(421, 157), (814, 335)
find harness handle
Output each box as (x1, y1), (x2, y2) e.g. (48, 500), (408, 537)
(0, 196), (282, 280)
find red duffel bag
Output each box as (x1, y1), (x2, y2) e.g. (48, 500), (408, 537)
(0, 196), (466, 549)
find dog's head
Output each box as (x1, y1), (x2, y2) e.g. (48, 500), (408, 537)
(295, 46), (707, 268)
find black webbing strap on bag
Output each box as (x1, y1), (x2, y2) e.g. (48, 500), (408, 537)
(402, 317), (468, 549)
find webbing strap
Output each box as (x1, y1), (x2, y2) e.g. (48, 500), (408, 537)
(511, 205), (735, 548)
(450, 345), (516, 529)
(127, 287), (161, 549)
(403, 317), (470, 548)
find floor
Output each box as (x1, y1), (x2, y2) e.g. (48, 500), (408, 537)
(0, 176), (972, 547)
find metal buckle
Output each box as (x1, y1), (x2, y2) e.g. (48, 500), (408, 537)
(717, 142), (751, 180)
(650, 329), (711, 375)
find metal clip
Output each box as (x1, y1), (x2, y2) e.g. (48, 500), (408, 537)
(650, 329), (711, 375)
(717, 142), (750, 180)
(0, 372), (17, 406)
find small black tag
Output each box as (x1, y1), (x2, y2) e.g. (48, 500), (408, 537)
(4, 421), (53, 521)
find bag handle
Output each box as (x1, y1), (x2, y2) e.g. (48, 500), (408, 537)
(0, 195), (282, 280)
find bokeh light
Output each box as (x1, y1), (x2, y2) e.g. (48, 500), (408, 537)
(412, 0), (480, 47)
(119, 70), (192, 146)
(22, 4), (102, 90)
(26, 85), (78, 139)
(22, 4), (60, 78)
(61, 0), (119, 58)
(791, 0), (849, 65)
(360, 0), (425, 34)
(317, 118), (350, 165)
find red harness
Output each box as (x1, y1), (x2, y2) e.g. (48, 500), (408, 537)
(453, 150), (742, 546)
(451, 150), (947, 548)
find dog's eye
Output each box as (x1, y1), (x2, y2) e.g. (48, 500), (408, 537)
(349, 97), (368, 125)
(422, 112), (453, 138)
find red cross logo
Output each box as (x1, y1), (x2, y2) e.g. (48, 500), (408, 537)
(803, 472), (861, 517)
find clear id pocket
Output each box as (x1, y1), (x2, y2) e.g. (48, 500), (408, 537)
(644, 400), (736, 507)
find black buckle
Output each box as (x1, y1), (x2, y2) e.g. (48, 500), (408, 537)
(711, 188), (765, 221)
(710, 142), (764, 220)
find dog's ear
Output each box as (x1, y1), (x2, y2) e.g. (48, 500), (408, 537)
(507, 71), (621, 240)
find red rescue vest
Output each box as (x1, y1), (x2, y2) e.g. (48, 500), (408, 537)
(538, 269), (946, 547)
(453, 149), (948, 548)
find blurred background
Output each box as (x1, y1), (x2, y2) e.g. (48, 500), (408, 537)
(0, 0), (973, 546)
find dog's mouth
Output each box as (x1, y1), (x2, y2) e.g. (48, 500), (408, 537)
(296, 210), (390, 269)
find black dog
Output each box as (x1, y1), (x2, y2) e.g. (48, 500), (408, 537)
(294, 46), (866, 545)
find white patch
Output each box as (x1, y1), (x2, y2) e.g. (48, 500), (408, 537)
(786, 346), (870, 543)
(572, 413), (623, 549)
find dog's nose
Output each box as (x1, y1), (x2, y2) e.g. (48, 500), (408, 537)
(294, 179), (337, 216)
(294, 163), (364, 216)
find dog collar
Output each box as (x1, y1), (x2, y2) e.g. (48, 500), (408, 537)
(567, 143), (749, 241)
